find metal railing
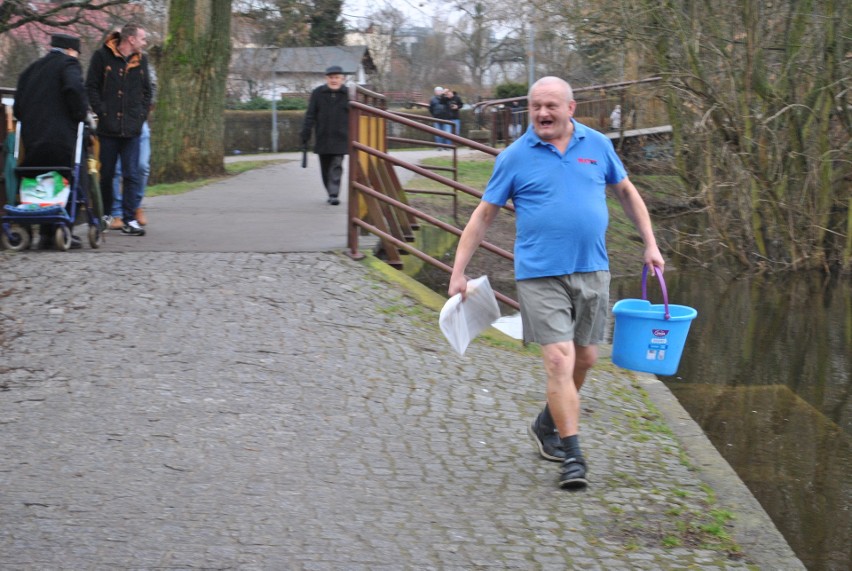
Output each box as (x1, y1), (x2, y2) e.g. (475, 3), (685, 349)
(471, 77), (665, 147)
(345, 85), (520, 310)
(346, 79), (672, 310)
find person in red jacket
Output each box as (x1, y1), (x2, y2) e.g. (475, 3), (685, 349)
(300, 66), (349, 206)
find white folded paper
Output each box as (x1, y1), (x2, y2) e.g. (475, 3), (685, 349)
(439, 275), (501, 355)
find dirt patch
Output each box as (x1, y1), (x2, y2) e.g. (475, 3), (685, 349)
(407, 192), (517, 304)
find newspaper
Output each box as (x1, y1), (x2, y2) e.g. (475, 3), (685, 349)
(439, 276), (501, 355)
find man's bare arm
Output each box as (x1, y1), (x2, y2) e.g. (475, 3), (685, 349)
(610, 177), (665, 273)
(448, 201), (501, 298)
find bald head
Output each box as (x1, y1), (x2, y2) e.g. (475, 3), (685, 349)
(529, 76), (574, 103)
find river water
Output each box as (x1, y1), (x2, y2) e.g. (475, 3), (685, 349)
(611, 270), (851, 571)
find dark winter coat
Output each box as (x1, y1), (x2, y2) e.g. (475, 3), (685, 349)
(85, 31), (152, 139)
(14, 49), (89, 168)
(300, 84), (349, 155)
(429, 95), (449, 120)
(442, 93), (463, 120)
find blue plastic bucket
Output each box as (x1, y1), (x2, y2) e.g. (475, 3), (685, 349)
(611, 267), (697, 376)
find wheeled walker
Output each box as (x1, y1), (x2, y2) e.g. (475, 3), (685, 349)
(1, 122), (102, 251)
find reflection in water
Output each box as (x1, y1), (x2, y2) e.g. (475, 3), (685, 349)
(612, 271), (851, 571)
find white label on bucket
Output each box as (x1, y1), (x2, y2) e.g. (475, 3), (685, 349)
(650, 338), (667, 344)
(646, 349), (657, 360)
(657, 349), (666, 360)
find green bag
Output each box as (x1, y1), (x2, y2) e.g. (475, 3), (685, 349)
(19, 171), (70, 207)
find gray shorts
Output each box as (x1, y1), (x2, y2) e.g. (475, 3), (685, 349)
(516, 271), (611, 346)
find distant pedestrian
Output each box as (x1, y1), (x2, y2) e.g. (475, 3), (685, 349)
(442, 89), (463, 138)
(609, 104), (622, 130)
(429, 86), (451, 146)
(300, 65), (349, 206)
(86, 23), (152, 236)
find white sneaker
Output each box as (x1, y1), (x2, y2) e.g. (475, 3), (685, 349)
(121, 220), (145, 236)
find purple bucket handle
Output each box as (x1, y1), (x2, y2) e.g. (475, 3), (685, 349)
(641, 265), (670, 319)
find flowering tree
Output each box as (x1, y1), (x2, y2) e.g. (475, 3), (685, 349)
(0, 1), (131, 34)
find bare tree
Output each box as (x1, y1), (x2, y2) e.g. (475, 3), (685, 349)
(236, 0), (312, 47)
(386, 20), (460, 95)
(531, 0), (631, 84)
(627, 0), (850, 273)
(0, 0), (132, 34)
(448, 1), (519, 90)
(530, 0), (850, 274)
(348, 6), (407, 92)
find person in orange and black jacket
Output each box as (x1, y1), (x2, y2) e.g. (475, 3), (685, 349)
(85, 23), (152, 236)
(300, 66), (349, 206)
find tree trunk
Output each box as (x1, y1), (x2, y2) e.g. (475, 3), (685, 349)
(151, 0), (232, 183)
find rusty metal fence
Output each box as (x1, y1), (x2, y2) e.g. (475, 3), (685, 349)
(343, 78), (669, 311)
(472, 77), (665, 147)
(345, 85), (519, 310)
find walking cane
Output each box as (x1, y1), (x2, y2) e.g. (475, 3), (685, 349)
(301, 145), (307, 168)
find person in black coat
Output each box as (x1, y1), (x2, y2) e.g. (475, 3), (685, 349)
(300, 66), (349, 205)
(428, 86), (451, 145)
(441, 89), (463, 138)
(14, 34), (89, 169)
(14, 33), (90, 248)
(85, 23), (152, 235)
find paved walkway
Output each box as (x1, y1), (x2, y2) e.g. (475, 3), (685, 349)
(0, 151), (803, 569)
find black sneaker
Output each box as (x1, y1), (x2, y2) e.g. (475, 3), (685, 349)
(328, 196), (340, 205)
(559, 456), (588, 489)
(121, 220), (146, 236)
(527, 413), (566, 462)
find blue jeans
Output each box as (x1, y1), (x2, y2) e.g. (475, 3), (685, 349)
(433, 122), (452, 146)
(111, 122), (150, 217)
(99, 134), (141, 224)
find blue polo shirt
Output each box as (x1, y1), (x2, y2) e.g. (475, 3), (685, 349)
(482, 120), (627, 280)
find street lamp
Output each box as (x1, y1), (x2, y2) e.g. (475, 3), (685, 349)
(272, 87), (278, 153)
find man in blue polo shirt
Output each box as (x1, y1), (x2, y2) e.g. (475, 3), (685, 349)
(448, 76), (665, 489)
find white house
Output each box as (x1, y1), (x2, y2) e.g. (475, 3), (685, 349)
(229, 45), (375, 101)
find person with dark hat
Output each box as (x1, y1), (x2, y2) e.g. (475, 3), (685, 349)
(14, 33), (88, 170)
(13, 33), (90, 248)
(300, 65), (349, 205)
(85, 23), (152, 236)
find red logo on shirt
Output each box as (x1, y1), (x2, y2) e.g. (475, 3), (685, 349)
(578, 158), (598, 165)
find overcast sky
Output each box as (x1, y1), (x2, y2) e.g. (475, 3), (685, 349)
(343, 0), (437, 27)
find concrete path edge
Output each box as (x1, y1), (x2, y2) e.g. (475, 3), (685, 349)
(360, 251), (806, 570)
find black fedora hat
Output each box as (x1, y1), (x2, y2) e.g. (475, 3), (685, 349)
(325, 65), (345, 75)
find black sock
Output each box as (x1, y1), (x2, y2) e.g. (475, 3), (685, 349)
(541, 404), (556, 430)
(560, 435), (583, 460)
